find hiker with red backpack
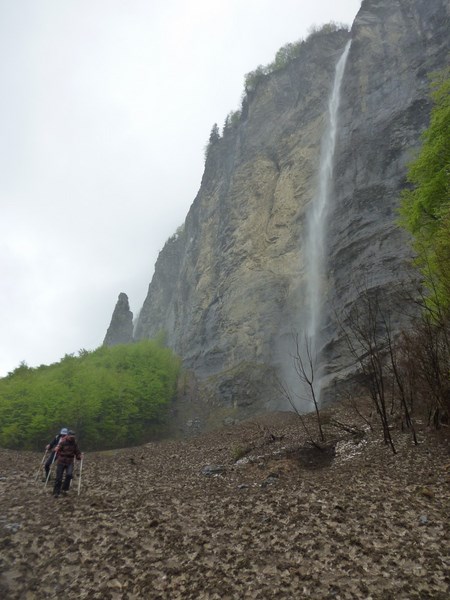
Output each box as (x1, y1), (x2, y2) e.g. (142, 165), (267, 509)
(52, 430), (83, 498)
(43, 427), (68, 481)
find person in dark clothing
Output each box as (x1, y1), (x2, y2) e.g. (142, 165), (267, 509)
(43, 427), (68, 480)
(53, 430), (82, 498)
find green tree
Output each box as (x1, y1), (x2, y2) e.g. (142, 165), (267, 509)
(0, 339), (181, 450)
(208, 123), (220, 144)
(244, 65), (269, 94)
(400, 69), (450, 312)
(204, 123), (221, 161)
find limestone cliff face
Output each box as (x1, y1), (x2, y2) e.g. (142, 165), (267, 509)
(134, 29), (351, 413)
(104, 293), (134, 347)
(131, 0), (450, 421)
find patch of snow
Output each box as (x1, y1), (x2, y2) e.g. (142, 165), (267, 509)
(335, 438), (368, 462)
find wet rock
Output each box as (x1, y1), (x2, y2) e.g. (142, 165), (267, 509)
(201, 465), (225, 477)
(4, 523), (21, 533)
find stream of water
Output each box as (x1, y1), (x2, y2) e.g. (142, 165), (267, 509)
(302, 40), (351, 399)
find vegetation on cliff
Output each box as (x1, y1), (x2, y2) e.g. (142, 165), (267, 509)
(243, 22), (349, 95)
(0, 339), (181, 451)
(203, 21), (351, 159)
(400, 69), (450, 312)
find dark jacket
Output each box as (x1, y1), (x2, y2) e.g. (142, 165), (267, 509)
(56, 435), (81, 465)
(48, 433), (64, 451)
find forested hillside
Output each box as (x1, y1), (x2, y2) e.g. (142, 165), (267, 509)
(0, 339), (180, 450)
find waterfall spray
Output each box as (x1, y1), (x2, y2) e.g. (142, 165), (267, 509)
(303, 40), (351, 397)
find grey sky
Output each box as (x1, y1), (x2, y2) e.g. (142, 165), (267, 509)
(0, 0), (361, 376)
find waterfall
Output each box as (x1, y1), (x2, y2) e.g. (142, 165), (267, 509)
(302, 40), (351, 396)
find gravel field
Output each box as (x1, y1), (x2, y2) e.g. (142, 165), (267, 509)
(1, 403), (449, 599)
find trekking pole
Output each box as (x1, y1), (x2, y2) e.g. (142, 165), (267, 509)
(44, 452), (57, 488)
(70, 460), (75, 490)
(70, 458), (79, 489)
(34, 449), (48, 481)
(77, 456), (83, 496)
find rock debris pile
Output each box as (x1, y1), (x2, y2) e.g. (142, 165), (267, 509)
(0, 405), (449, 599)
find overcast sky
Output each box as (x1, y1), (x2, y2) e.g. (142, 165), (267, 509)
(0, 0), (361, 377)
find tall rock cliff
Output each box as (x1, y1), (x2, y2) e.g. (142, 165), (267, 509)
(104, 293), (134, 347)
(323, 0), (450, 388)
(128, 0), (449, 424)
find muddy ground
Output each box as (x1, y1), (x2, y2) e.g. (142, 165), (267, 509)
(0, 402), (449, 599)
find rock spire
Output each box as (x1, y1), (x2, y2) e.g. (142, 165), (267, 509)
(103, 292), (134, 347)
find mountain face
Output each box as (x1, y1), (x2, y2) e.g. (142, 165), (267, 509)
(108, 0), (450, 425)
(323, 0), (450, 387)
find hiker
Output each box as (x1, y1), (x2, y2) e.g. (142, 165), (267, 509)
(53, 430), (82, 498)
(43, 427), (68, 480)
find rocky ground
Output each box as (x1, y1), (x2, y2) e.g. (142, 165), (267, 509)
(0, 401), (449, 600)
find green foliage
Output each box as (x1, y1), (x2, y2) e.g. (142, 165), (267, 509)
(204, 123), (221, 161)
(208, 123), (220, 144)
(243, 22), (349, 96)
(204, 22), (350, 149)
(306, 21), (349, 40)
(223, 109), (242, 133)
(399, 69), (450, 311)
(243, 40), (306, 93)
(230, 442), (251, 462)
(0, 340), (181, 451)
(244, 64), (271, 94)
(271, 42), (303, 71)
